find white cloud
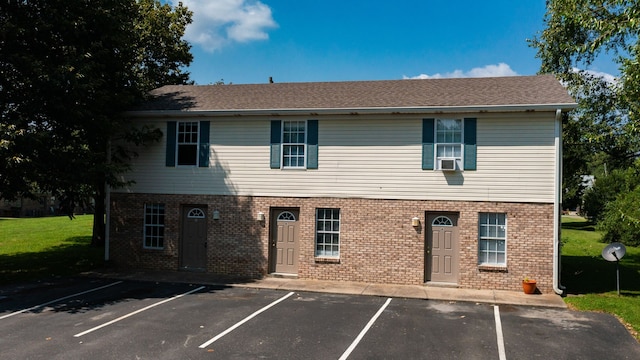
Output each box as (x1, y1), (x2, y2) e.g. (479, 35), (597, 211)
(404, 63), (518, 79)
(572, 67), (617, 84)
(174, 0), (278, 52)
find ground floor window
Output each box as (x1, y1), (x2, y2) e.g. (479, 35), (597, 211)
(478, 213), (506, 265)
(144, 203), (165, 249)
(316, 208), (340, 257)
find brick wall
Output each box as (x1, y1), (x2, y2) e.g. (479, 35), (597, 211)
(110, 193), (555, 293)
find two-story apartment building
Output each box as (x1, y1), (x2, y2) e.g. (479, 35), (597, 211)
(109, 75), (576, 294)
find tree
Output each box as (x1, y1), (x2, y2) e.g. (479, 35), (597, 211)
(530, 1), (640, 210)
(531, 0), (640, 108)
(599, 183), (640, 246)
(0, 0), (193, 245)
(582, 165), (640, 221)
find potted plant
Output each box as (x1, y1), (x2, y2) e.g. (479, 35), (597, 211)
(522, 277), (537, 294)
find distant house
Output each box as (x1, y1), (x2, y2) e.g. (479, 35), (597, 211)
(109, 75), (576, 294)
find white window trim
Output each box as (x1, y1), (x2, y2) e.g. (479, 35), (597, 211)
(143, 203), (165, 250)
(315, 208), (340, 258)
(434, 118), (464, 171)
(281, 120), (307, 169)
(478, 213), (507, 266)
(176, 121), (200, 167)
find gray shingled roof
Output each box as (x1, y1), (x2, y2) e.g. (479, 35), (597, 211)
(135, 75), (575, 113)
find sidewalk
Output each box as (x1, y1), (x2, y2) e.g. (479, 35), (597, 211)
(87, 269), (567, 309)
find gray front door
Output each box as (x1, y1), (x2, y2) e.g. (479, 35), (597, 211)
(425, 213), (459, 283)
(270, 209), (300, 275)
(180, 206), (207, 271)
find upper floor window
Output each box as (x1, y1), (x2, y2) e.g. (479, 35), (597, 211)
(422, 118), (476, 171)
(436, 119), (462, 169)
(270, 120), (318, 169)
(177, 121), (199, 166)
(165, 121), (210, 168)
(282, 120), (306, 168)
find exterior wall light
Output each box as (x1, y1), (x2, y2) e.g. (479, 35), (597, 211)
(411, 217), (421, 227)
(257, 211), (265, 222)
(212, 210), (220, 220)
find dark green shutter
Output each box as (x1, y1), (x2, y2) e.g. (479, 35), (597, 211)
(166, 121), (176, 167)
(307, 120), (318, 169)
(270, 120), (281, 169)
(199, 121), (210, 167)
(463, 118), (477, 170)
(422, 118), (435, 170)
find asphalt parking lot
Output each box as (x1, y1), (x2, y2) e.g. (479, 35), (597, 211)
(1, 277), (639, 359)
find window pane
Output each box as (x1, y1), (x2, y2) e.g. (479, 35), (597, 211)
(437, 144), (462, 159)
(177, 145), (197, 165)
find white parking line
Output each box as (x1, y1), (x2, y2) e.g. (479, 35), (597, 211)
(0, 281), (124, 320)
(339, 297), (392, 360)
(199, 291), (295, 349)
(74, 285), (205, 337)
(494, 305), (507, 360)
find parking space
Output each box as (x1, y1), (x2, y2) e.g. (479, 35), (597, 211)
(1, 278), (639, 359)
(351, 299), (499, 359)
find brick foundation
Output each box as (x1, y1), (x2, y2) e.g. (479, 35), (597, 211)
(110, 193), (555, 293)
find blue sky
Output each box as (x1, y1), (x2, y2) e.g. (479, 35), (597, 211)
(171, 0), (619, 85)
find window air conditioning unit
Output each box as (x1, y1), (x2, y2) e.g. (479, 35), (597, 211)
(439, 159), (457, 171)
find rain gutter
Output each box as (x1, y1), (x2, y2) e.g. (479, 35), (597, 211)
(126, 103), (578, 118)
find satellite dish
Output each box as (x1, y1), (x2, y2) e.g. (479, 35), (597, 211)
(602, 242), (627, 262)
(602, 242), (627, 296)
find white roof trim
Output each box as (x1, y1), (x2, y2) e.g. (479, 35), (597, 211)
(127, 103), (578, 118)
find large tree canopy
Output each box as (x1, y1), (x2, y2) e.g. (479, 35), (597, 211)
(531, 0), (640, 135)
(531, 0), (640, 243)
(0, 0), (193, 244)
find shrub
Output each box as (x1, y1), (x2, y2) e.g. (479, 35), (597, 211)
(599, 187), (640, 246)
(582, 165), (640, 222)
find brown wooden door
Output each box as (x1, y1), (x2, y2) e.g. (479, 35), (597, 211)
(425, 213), (459, 283)
(180, 206), (207, 271)
(270, 209), (300, 274)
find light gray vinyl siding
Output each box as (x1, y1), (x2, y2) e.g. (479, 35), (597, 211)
(118, 112), (558, 203)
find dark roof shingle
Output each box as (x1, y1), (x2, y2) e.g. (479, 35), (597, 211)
(136, 75), (575, 112)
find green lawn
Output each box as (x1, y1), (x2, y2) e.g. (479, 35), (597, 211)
(561, 215), (640, 340)
(0, 215), (103, 284)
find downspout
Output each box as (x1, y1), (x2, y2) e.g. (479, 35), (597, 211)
(553, 109), (566, 295)
(105, 138), (111, 262)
